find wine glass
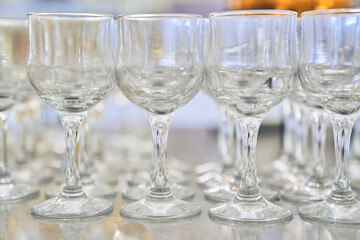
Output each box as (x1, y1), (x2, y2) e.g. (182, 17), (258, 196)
(280, 17), (332, 203)
(28, 12), (114, 219)
(0, 18), (39, 201)
(116, 14), (203, 220)
(298, 8), (360, 224)
(206, 10), (297, 222)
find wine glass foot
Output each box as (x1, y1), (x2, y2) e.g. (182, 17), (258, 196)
(204, 184), (278, 203)
(195, 162), (221, 175)
(120, 196), (201, 220)
(32, 193), (113, 219)
(0, 182), (39, 201)
(196, 171), (233, 189)
(13, 168), (53, 185)
(123, 183), (194, 201)
(209, 195), (292, 223)
(299, 197), (360, 224)
(281, 186), (330, 203)
(45, 182), (117, 199)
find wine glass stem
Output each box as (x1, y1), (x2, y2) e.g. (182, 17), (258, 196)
(218, 105), (236, 169)
(329, 114), (356, 201)
(147, 113), (173, 199)
(60, 113), (86, 197)
(0, 112), (10, 181)
(233, 118), (243, 179)
(80, 121), (91, 179)
(293, 102), (309, 168)
(15, 106), (29, 165)
(310, 109), (327, 179)
(282, 99), (294, 157)
(236, 115), (264, 201)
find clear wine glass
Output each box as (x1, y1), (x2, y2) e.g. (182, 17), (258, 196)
(280, 17), (332, 203)
(298, 8), (360, 224)
(12, 101), (54, 185)
(0, 18), (39, 201)
(206, 10), (297, 222)
(116, 14), (203, 220)
(28, 12), (114, 219)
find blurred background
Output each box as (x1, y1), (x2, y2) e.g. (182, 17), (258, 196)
(0, 0), (358, 132)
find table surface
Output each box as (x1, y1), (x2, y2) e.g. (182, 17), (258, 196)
(1, 127), (358, 240)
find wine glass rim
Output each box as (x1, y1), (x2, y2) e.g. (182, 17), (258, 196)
(118, 13), (203, 20)
(209, 10), (297, 18)
(28, 12), (113, 19)
(302, 8), (360, 17)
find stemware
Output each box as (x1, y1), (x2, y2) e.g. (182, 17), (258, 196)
(116, 14), (203, 219)
(206, 10), (297, 222)
(11, 101), (54, 185)
(298, 8), (360, 224)
(45, 118), (117, 199)
(0, 18), (39, 201)
(280, 18), (332, 203)
(28, 12), (114, 218)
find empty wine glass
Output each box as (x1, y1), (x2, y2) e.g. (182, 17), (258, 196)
(28, 12), (114, 219)
(206, 10), (297, 222)
(280, 17), (332, 203)
(116, 14), (203, 220)
(298, 8), (360, 224)
(0, 18), (39, 201)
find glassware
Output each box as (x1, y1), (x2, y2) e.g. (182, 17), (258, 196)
(196, 106), (237, 189)
(116, 14), (203, 220)
(45, 119), (117, 199)
(0, 18), (39, 201)
(280, 105), (332, 203)
(298, 8), (360, 224)
(28, 12), (114, 219)
(12, 101), (54, 185)
(207, 10), (297, 222)
(204, 116), (278, 202)
(280, 18), (332, 203)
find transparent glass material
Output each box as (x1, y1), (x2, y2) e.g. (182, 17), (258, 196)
(280, 19), (332, 203)
(298, 8), (360, 224)
(206, 10), (297, 222)
(204, 118), (278, 203)
(0, 19), (39, 201)
(116, 14), (203, 220)
(28, 12), (114, 219)
(12, 103), (54, 185)
(196, 106), (237, 189)
(45, 120), (117, 199)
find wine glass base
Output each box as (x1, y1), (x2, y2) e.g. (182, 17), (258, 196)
(127, 170), (189, 186)
(45, 182), (117, 199)
(0, 182), (39, 201)
(32, 193), (113, 219)
(299, 197), (360, 224)
(267, 172), (306, 190)
(195, 162), (221, 175)
(209, 196), (292, 223)
(13, 168), (53, 185)
(204, 184), (278, 203)
(120, 196), (201, 220)
(196, 171), (234, 189)
(123, 183), (194, 201)
(281, 186), (331, 203)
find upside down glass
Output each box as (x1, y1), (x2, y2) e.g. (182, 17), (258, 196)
(206, 10), (297, 222)
(116, 14), (203, 220)
(28, 13), (114, 219)
(299, 8), (360, 224)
